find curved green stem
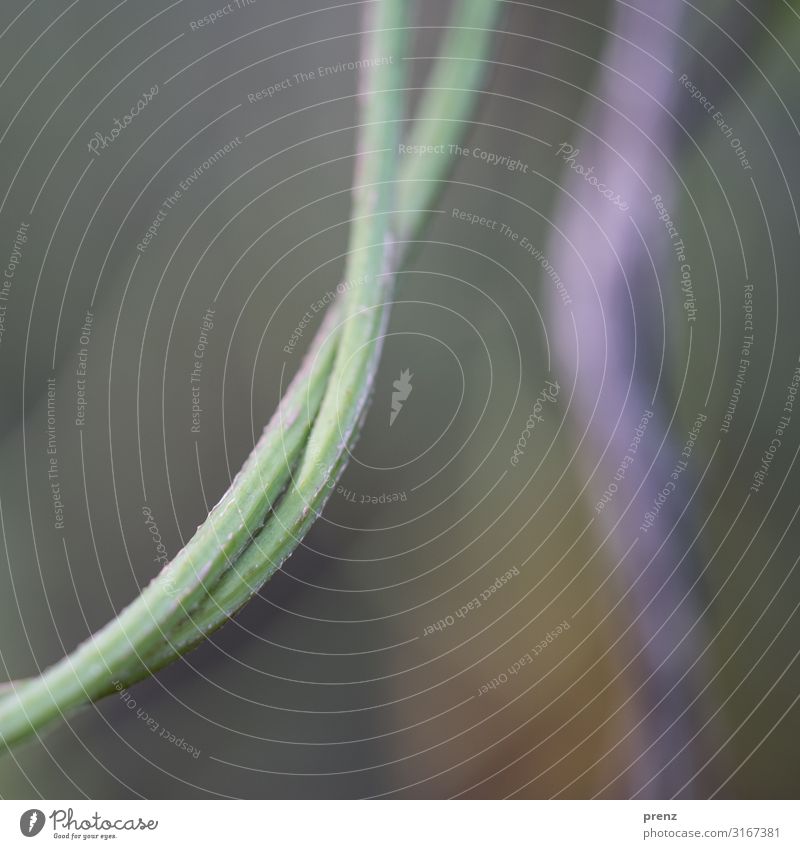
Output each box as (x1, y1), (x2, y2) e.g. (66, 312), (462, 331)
(103, 0), (502, 691)
(0, 0), (500, 751)
(126, 0), (502, 678)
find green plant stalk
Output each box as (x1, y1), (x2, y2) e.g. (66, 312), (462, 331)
(396, 0), (500, 222)
(117, 0), (502, 679)
(0, 297), (348, 741)
(98, 0), (501, 690)
(0, 0), (500, 750)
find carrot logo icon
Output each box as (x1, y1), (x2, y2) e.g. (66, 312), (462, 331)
(19, 809), (45, 837)
(390, 369), (413, 426)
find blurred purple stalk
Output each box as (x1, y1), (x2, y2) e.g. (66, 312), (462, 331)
(546, 0), (719, 797)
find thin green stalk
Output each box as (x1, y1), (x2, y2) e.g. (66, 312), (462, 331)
(120, 0), (502, 679)
(0, 0), (500, 750)
(100, 0), (502, 690)
(396, 0), (500, 227)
